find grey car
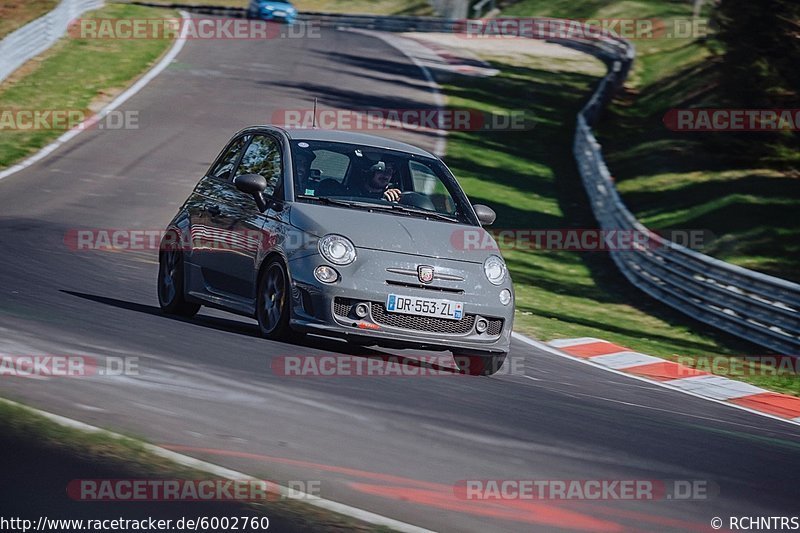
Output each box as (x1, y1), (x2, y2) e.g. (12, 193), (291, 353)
(158, 126), (514, 375)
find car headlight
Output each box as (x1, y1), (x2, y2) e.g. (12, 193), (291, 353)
(484, 255), (507, 285)
(499, 289), (512, 306)
(318, 234), (356, 265)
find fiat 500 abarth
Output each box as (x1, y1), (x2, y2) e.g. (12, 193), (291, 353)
(158, 127), (514, 375)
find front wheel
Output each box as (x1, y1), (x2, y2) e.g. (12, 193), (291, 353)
(158, 247), (200, 317)
(453, 352), (507, 376)
(256, 259), (292, 340)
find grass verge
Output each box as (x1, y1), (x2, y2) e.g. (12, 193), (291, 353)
(504, 0), (800, 282)
(0, 0), (58, 39)
(0, 3), (177, 170)
(0, 398), (382, 531)
(434, 39), (798, 396)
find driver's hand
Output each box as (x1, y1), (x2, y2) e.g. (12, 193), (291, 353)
(382, 188), (401, 202)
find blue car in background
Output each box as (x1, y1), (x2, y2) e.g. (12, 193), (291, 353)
(247, 0), (298, 23)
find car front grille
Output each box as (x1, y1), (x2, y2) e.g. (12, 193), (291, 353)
(385, 280), (464, 294)
(371, 302), (476, 334)
(333, 298), (503, 336)
(333, 298), (353, 318)
(486, 319), (503, 336)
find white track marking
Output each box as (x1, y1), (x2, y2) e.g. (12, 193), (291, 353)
(0, 11), (192, 183)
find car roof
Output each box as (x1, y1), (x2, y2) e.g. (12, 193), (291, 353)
(238, 126), (437, 159)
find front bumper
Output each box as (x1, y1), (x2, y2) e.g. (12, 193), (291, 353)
(287, 248), (514, 355)
(258, 10), (296, 22)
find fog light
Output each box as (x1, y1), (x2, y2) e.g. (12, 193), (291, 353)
(476, 318), (489, 333)
(314, 265), (338, 284)
(355, 303), (369, 318)
(499, 289), (512, 306)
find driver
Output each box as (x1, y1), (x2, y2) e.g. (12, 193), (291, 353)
(294, 150), (316, 190)
(354, 161), (402, 202)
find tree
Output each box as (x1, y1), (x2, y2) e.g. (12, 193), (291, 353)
(715, 0), (800, 106)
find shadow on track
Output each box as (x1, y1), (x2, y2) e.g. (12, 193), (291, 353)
(60, 290), (461, 374)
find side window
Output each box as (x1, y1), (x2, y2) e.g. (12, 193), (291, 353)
(409, 160), (457, 214)
(235, 135), (282, 197)
(210, 136), (249, 181)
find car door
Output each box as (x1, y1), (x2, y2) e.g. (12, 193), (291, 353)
(201, 133), (285, 301)
(185, 134), (250, 296)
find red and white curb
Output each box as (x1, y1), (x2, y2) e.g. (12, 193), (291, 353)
(401, 36), (500, 77)
(543, 336), (800, 426)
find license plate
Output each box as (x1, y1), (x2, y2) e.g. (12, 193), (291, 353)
(274, 10), (287, 16)
(386, 294), (463, 321)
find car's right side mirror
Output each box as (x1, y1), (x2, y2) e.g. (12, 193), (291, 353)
(473, 204), (496, 226)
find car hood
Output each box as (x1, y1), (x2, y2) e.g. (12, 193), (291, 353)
(289, 202), (496, 263)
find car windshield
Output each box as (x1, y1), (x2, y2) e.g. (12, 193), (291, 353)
(290, 140), (476, 224)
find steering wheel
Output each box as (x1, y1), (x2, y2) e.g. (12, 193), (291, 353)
(397, 191), (436, 211)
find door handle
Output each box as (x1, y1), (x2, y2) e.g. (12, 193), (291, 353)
(206, 204), (221, 216)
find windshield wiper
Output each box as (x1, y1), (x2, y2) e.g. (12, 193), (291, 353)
(296, 195), (458, 222)
(296, 195), (373, 209)
(388, 204), (459, 223)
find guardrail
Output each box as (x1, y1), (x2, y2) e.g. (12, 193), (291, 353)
(129, 2), (459, 32)
(303, 13), (800, 354)
(0, 0), (105, 84)
(556, 34), (800, 355)
(472, 0), (497, 19)
(57, 3), (800, 353)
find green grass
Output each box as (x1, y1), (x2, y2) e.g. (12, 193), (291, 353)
(438, 42), (798, 396)
(0, 399), (381, 531)
(0, 0), (58, 39)
(0, 4), (176, 169)
(501, 0), (800, 282)
(590, 1), (800, 283)
(502, 0), (693, 19)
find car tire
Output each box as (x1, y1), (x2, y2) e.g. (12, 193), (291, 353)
(158, 247), (201, 317)
(257, 258), (292, 340)
(453, 352), (507, 376)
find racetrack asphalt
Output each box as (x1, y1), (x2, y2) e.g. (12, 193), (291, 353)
(0, 19), (799, 532)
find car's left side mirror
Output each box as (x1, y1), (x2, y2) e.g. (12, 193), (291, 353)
(234, 173), (269, 212)
(473, 204), (496, 226)
(234, 173), (267, 194)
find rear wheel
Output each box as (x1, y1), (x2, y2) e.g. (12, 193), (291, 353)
(257, 259), (292, 340)
(158, 247), (200, 317)
(453, 352), (507, 376)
